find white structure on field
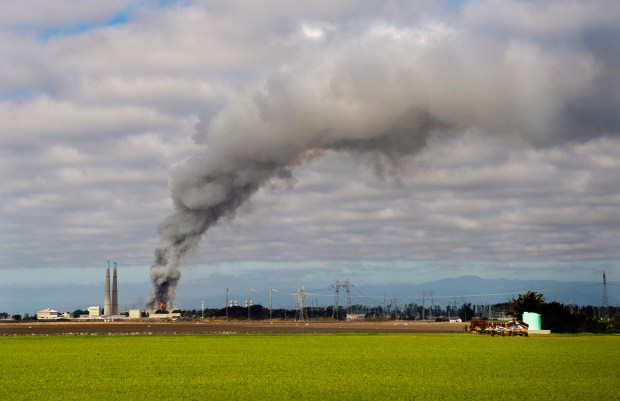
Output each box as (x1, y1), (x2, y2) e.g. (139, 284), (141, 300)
(37, 308), (59, 319)
(88, 306), (101, 317)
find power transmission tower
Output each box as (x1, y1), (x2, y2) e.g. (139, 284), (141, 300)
(429, 291), (435, 319)
(344, 280), (353, 315)
(452, 297), (458, 318)
(332, 280), (354, 319)
(269, 288), (273, 320)
(332, 280), (340, 319)
(295, 287), (308, 321)
(602, 271), (609, 320)
(392, 292), (398, 320)
(420, 291), (426, 320)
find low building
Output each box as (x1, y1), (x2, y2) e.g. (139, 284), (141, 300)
(128, 309), (142, 319)
(37, 308), (59, 319)
(148, 311), (181, 319)
(88, 306), (101, 317)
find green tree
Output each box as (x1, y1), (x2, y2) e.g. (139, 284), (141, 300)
(72, 309), (88, 318)
(505, 291), (545, 318)
(540, 301), (582, 333)
(458, 303), (474, 321)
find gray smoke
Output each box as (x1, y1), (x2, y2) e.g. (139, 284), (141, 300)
(146, 13), (620, 309)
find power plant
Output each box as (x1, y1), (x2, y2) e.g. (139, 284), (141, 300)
(103, 261), (119, 317)
(112, 262), (118, 315)
(103, 262), (111, 315)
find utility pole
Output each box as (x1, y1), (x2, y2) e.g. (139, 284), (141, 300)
(429, 291), (435, 319)
(225, 288), (229, 321)
(383, 292), (387, 318)
(603, 271), (609, 320)
(247, 288), (251, 320)
(269, 288), (273, 320)
(420, 291), (426, 320)
(392, 292), (398, 320)
(461, 297), (467, 322)
(201, 301), (204, 319)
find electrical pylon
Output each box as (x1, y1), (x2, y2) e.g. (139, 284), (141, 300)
(332, 281), (340, 319)
(602, 271), (609, 320)
(332, 280), (354, 319)
(344, 280), (352, 315)
(295, 287), (308, 321)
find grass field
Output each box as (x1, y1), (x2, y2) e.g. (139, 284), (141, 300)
(1, 334), (618, 400)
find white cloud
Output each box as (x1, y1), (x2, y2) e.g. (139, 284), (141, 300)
(0, 96), (185, 146)
(301, 23), (326, 40)
(0, 1), (619, 311)
(369, 21), (455, 44)
(462, 0), (620, 36)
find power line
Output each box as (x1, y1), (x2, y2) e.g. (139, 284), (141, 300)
(219, 281), (611, 310)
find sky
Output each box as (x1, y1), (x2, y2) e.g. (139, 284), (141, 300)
(1, 0), (619, 313)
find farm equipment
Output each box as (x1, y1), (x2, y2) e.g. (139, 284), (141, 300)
(468, 319), (529, 336)
(498, 320), (529, 336)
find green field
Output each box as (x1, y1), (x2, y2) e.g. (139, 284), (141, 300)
(1, 334), (618, 400)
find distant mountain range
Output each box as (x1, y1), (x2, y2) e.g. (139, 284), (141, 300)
(352, 275), (618, 307)
(177, 275), (618, 310)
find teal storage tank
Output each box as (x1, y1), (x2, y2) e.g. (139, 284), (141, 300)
(522, 312), (542, 330)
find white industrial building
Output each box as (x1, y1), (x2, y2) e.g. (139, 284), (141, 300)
(37, 308), (59, 319)
(88, 306), (101, 317)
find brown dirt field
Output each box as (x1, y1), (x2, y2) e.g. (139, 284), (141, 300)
(0, 320), (467, 336)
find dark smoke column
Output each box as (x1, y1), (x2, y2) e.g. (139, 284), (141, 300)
(145, 120), (440, 309)
(145, 66), (448, 310)
(145, 154), (295, 309)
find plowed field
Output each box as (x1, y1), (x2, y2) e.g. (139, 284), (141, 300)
(0, 319), (466, 335)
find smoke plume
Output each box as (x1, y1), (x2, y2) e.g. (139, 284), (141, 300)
(146, 16), (619, 309)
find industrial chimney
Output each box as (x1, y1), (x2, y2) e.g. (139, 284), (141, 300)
(112, 262), (118, 315)
(104, 261), (111, 316)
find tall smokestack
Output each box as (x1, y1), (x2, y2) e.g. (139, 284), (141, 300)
(112, 262), (118, 315)
(104, 261), (111, 316)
